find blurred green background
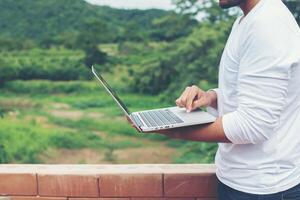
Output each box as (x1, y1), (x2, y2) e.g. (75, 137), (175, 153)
(0, 0), (298, 164)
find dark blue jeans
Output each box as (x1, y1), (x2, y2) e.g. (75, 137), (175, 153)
(218, 180), (300, 200)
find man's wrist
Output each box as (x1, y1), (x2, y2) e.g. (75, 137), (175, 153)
(206, 89), (217, 109)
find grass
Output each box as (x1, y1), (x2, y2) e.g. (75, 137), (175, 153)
(0, 43), (217, 164)
(0, 108), (144, 163)
(0, 79), (173, 163)
(0, 79), (217, 164)
(0, 47), (84, 64)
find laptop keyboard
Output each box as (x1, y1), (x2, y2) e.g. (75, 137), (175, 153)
(138, 109), (184, 127)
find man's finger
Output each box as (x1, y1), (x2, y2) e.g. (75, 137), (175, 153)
(128, 119), (141, 132)
(178, 94), (187, 107)
(186, 87), (198, 112)
(175, 98), (183, 107)
(132, 125), (140, 132)
(126, 116), (133, 124)
(180, 87), (192, 107)
(176, 87), (190, 107)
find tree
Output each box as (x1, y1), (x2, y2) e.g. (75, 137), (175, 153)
(129, 19), (233, 97)
(0, 59), (18, 86)
(172, 0), (237, 22)
(151, 12), (198, 41)
(0, 144), (9, 163)
(0, 37), (35, 51)
(129, 0), (236, 99)
(76, 20), (109, 67)
(120, 22), (147, 42)
(83, 45), (107, 67)
(77, 19), (114, 48)
(173, 0), (299, 24)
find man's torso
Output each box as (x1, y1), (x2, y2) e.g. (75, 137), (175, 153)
(215, 0), (300, 194)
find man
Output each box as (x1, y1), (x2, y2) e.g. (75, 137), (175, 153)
(128, 0), (300, 199)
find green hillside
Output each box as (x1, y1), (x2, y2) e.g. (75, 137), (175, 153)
(0, 0), (188, 42)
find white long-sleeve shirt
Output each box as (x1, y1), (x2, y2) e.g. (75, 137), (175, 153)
(210, 0), (300, 194)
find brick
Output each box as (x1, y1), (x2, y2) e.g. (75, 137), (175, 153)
(10, 197), (67, 200)
(0, 173), (37, 195)
(132, 198), (195, 200)
(196, 199), (217, 200)
(164, 173), (217, 197)
(99, 174), (162, 197)
(38, 175), (98, 197)
(69, 199), (130, 200)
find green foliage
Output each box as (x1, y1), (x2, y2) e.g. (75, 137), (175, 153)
(0, 79), (217, 164)
(284, 0), (300, 24)
(173, 0), (299, 25)
(0, 118), (53, 163)
(124, 0), (237, 99)
(49, 131), (103, 149)
(0, 110), (5, 118)
(170, 141), (217, 163)
(48, 114), (137, 137)
(3, 80), (99, 94)
(0, 58), (18, 85)
(0, 0), (108, 41)
(78, 19), (114, 47)
(83, 46), (107, 67)
(74, 19), (110, 69)
(0, 37), (36, 51)
(128, 20), (232, 100)
(0, 48), (90, 84)
(151, 13), (197, 41)
(0, 116), (111, 163)
(173, 0), (236, 22)
(0, 0), (176, 46)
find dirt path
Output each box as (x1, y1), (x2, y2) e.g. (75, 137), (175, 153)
(39, 127), (178, 164)
(40, 132), (178, 164)
(40, 143), (177, 164)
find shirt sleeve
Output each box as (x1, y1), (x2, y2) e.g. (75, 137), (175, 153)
(222, 20), (295, 144)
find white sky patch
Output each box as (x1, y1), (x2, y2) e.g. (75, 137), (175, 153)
(85, 0), (176, 10)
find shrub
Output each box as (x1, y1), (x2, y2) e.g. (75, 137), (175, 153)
(3, 80), (99, 94)
(0, 119), (50, 163)
(49, 131), (102, 149)
(0, 59), (19, 86)
(0, 48), (90, 85)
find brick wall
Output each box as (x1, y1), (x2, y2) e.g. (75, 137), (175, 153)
(0, 164), (217, 200)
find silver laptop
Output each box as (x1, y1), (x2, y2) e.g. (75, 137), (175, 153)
(92, 66), (216, 132)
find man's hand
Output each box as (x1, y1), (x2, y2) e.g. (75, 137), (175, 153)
(126, 116), (141, 132)
(124, 85), (229, 143)
(176, 85), (216, 112)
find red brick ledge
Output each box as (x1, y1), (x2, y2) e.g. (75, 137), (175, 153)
(0, 164), (217, 200)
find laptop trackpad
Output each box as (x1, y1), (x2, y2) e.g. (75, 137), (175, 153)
(168, 106), (216, 124)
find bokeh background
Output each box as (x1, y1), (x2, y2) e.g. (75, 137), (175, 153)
(0, 0), (298, 164)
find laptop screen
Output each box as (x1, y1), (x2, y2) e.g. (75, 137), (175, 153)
(92, 66), (131, 116)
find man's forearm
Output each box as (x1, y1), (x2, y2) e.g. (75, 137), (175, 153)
(163, 117), (231, 143)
